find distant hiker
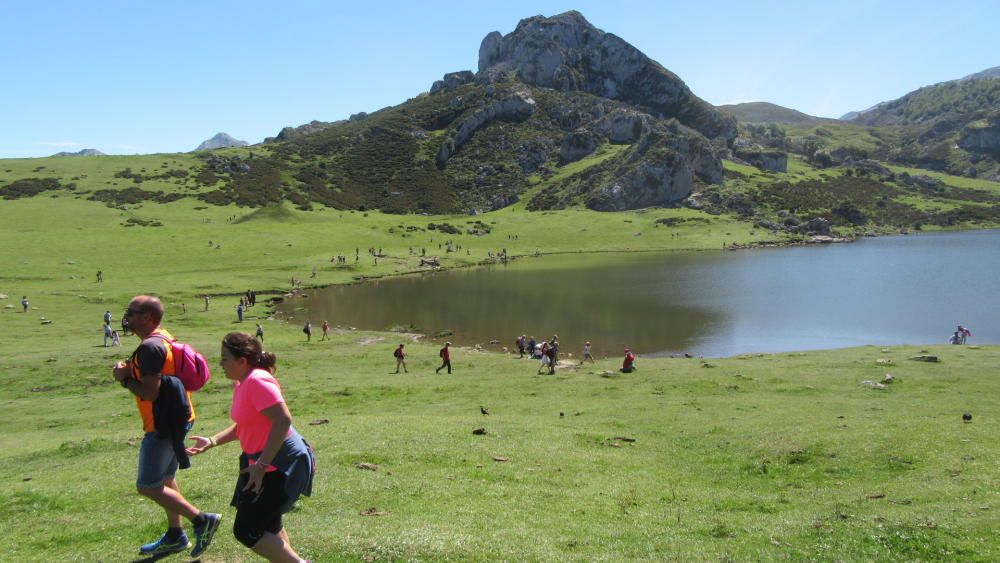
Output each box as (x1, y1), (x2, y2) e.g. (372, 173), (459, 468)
(537, 342), (551, 374)
(547, 336), (559, 374)
(949, 331), (961, 345)
(621, 348), (636, 373)
(111, 330), (121, 347)
(236, 303), (244, 323)
(435, 342), (452, 374)
(255, 323), (264, 342)
(516, 335), (526, 358)
(321, 320), (330, 341)
(104, 322), (113, 347)
(204, 294), (210, 311)
(958, 325), (971, 344)
(394, 344), (408, 373)
(303, 321), (312, 342)
(186, 332), (314, 563)
(181, 303), (187, 314)
(121, 314), (130, 336)
(104, 310), (113, 325)
(311, 266), (317, 278)
(527, 336), (537, 358)
(96, 270), (103, 282)
(21, 296), (28, 312)
(111, 295), (221, 558)
(581, 341), (594, 364)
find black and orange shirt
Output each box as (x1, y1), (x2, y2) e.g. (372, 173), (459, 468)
(130, 328), (196, 432)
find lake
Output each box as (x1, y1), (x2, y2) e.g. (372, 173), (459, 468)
(278, 230), (999, 357)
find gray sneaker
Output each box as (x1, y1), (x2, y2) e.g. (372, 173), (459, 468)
(190, 513), (221, 557)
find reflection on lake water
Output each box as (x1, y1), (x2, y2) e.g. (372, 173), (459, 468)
(279, 230), (1000, 357)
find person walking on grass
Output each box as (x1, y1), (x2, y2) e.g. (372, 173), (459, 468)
(548, 336), (559, 375)
(302, 321), (312, 342)
(237, 302), (245, 323)
(435, 342), (452, 374)
(256, 323), (265, 342)
(187, 332), (315, 563)
(581, 341), (594, 364)
(394, 344), (408, 373)
(321, 320), (330, 341)
(21, 296), (28, 313)
(104, 321), (113, 347)
(204, 294), (210, 312)
(111, 329), (121, 347)
(104, 310), (113, 325)
(537, 342), (551, 374)
(111, 295), (221, 558)
(516, 334), (526, 358)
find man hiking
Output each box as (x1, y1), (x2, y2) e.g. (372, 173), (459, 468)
(112, 295), (221, 557)
(394, 344), (408, 373)
(435, 342), (452, 374)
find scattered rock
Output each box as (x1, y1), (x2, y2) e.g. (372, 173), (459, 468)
(909, 354), (939, 362)
(882, 373), (894, 384)
(472, 427), (487, 435)
(359, 507), (386, 516)
(614, 436), (636, 442)
(962, 412), (972, 423)
(876, 358), (892, 365)
(860, 380), (888, 390)
(492, 456), (508, 462)
(309, 419), (330, 425)
(356, 462), (378, 471)
(866, 492), (886, 500)
(22, 476), (31, 481)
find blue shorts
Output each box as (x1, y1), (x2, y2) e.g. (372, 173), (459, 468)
(136, 423), (191, 488)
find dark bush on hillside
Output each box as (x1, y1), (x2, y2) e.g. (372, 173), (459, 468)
(89, 187), (182, 205)
(0, 178), (70, 199)
(427, 222), (461, 234)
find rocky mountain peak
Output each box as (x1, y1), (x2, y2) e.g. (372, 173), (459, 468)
(476, 11), (736, 145)
(52, 148), (105, 157)
(195, 132), (248, 151)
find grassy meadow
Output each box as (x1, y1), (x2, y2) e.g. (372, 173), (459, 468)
(0, 154), (998, 561)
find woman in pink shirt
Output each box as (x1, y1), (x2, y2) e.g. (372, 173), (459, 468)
(187, 332), (314, 563)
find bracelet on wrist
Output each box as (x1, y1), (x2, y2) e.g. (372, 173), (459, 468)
(208, 436), (217, 447)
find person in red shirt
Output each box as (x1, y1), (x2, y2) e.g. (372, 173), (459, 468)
(394, 344), (408, 373)
(435, 342), (452, 374)
(621, 347), (636, 373)
(187, 332), (314, 563)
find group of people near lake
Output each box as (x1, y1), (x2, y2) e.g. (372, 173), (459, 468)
(512, 335), (635, 373)
(113, 295), (314, 561)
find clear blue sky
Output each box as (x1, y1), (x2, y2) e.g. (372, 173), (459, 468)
(2, 0), (996, 158)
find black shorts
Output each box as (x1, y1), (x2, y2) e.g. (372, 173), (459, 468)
(233, 470), (288, 547)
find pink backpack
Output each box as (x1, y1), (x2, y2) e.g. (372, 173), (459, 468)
(150, 334), (212, 391)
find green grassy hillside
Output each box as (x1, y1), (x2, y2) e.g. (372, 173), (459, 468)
(1, 153), (998, 560)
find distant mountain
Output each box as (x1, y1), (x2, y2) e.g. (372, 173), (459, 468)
(52, 148), (104, 157)
(718, 102), (828, 125)
(195, 133), (248, 151)
(234, 10), (739, 213)
(961, 65), (1000, 81)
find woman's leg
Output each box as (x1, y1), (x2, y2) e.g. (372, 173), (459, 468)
(251, 531), (301, 562)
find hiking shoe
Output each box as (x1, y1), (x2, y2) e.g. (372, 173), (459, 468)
(190, 513), (221, 557)
(139, 532), (191, 555)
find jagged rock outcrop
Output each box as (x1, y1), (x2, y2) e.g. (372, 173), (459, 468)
(733, 147), (788, 172)
(431, 71), (475, 94)
(582, 124), (722, 211)
(476, 11), (736, 145)
(52, 148), (105, 157)
(595, 109), (647, 143)
(436, 90), (536, 166)
(559, 130), (599, 163)
(196, 132), (248, 151)
(958, 113), (1000, 151)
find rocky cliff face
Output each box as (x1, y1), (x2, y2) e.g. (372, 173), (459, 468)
(476, 11), (736, 146)
(196, 132), (248, 151)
